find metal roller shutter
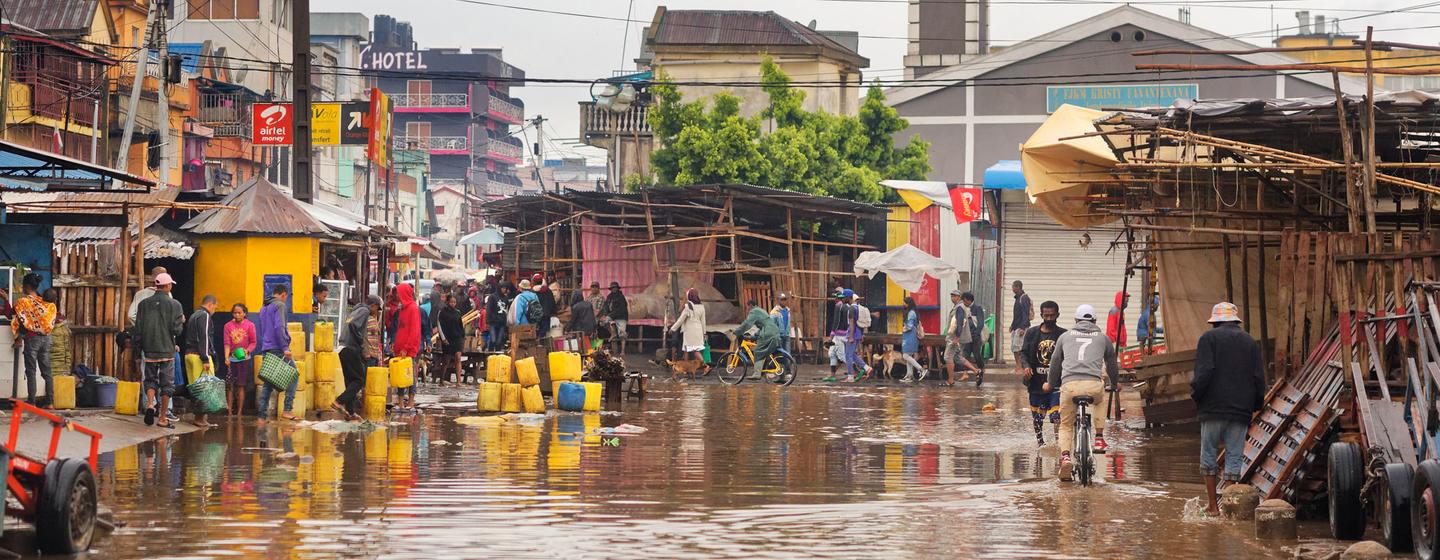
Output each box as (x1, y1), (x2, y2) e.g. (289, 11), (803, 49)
(1000, 202), (1129, 354)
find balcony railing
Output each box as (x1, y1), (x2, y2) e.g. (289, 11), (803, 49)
(212, 121), (251, 138)
(392, 93), (469, 110)
(580, 101), (651, 138)
(486, 138), (524, 162)
(487, 94), (524, 124)
(396, 135), (470, 152)
(197, 93), (249, 124)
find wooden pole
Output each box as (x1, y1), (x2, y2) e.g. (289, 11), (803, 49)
(1332, 71), (1361, 234)
(1363, 27), (1379, 234)
(1222, 234), (1234, 303)
(1257, 221), (1271, 383)
(1241, 234), (1252, 328)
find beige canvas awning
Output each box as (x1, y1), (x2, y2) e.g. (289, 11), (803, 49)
(1020, 104), (1119, 229)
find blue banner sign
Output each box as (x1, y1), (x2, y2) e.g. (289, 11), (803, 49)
(1046, 84), (1199, 113)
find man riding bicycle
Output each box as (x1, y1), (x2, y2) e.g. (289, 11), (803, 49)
(1043, 304), (1120, 482)
(734, 299), (781, 367)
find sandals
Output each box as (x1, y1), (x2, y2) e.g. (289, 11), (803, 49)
(280, 413), (300, 421)
(144, 407), (157, 426)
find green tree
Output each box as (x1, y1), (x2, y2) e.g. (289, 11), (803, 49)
(645, 57), (930, 203)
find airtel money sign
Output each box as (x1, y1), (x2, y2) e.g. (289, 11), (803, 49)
(252, 103), (293, 145)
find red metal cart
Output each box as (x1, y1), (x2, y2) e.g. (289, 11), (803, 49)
(2, 399), (102, 555)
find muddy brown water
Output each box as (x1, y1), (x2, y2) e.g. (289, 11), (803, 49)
(83, 379), (1333, 559)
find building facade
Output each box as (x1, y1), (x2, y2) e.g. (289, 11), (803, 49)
(887, 6), (1363, 353)
(363, 14), (525, 245)
(4, 0), (117, 164)
(311, 12), (371, 215)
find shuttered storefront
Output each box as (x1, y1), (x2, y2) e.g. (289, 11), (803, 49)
(999, 202), (1130, 355)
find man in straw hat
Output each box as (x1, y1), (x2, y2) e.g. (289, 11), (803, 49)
(1191, 301), (1264, 516)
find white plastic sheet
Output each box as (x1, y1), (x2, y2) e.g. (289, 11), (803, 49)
(852, 244), (959, 292)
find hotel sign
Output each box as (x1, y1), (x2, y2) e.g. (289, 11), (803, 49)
(1045, 84), (1198, 113)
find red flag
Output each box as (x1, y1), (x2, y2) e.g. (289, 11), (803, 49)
(947, 185), (983, 224)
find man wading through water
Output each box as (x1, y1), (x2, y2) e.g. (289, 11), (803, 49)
(1020, 300), (1064, 448)
(1191, 302), (1264, 516)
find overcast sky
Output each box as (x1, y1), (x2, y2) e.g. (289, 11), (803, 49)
(313, 0), (1437, 167)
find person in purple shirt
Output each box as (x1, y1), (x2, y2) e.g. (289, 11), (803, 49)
(256, 285), (298, 422)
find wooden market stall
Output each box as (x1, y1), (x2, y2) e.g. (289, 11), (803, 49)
(480, 184), (889, 360)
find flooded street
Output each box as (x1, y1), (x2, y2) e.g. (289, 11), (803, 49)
(88, 377), (1316, 559)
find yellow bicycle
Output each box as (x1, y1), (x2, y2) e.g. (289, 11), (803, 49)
(718, 337), (796, 386)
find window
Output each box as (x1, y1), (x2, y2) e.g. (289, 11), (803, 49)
(435, 206), (446, 215)
(185, 0), (259, 19)
(238, 0), (260, 19)
(131, 26), (140, 48)
(407, 80), (432, 96)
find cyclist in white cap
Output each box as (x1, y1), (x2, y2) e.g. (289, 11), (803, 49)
(1044, 303), (1119, 481)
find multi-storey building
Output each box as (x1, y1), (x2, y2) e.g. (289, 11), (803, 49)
(4, 0), (117, 164)
(363, 15), (526, 243)
(311, 12), (371, 215)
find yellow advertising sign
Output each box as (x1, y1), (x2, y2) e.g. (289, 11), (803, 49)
(312, 103), (342, 146)
(369, 88), (392, 168)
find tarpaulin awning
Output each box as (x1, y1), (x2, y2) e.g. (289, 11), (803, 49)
(983, 160), (1026, 190)
(458, 227), (505, 246)
(853, 244), (960, 292)
(299, 199), (369, 235)
(1019, 104), (1119, 229)
(881, 180), (952, 213)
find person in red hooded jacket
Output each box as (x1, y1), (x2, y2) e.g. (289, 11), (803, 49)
(391, 282), (422, 411)
(1105, 291), (1129, 348)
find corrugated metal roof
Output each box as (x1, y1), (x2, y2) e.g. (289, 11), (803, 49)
(181, 176), (331, 235)
(650, 9), (864, 63)
(6, 0), (99, 35)
(0, 187), (180, 241)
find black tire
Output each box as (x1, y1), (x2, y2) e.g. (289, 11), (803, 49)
(1384, 463), (1416, 553)
(36, 458), (97, 555)
(776, 353), (797, 386)
(1329, 441), (1367, 540)
(1075, 414), (1094, 487)
(717, 352), (748, 385)
(1413, 459), (1440, 560)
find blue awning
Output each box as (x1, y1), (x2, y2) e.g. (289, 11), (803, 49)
(983, 160), (1026, 190)
(0, 140), (154, 192)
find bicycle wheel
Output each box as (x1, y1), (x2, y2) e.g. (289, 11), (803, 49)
(1075, 412), (1094, 487)
(718, 352), (748, 385)
(760, 353), (797, 386)
(774, 352), (797, 386)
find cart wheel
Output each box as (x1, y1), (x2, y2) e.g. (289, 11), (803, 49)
(1328, 441), (1366, 540)
(1384, 462), (1416, 553)
(36, 458), (97, 555)
(1414, 460), (1440, 560)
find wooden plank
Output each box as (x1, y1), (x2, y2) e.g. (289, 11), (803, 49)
(1310, 232), (1330, 356)
(1277, 231), (1296, 373)
(1142, 399), (1197, 427)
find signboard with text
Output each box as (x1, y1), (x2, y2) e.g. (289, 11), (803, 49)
(341, 102), (370, 145)
(369, 88), (392, 168)
(252, 103), (293, 145)
(1045, 84), (1198, 113)
(311, 103), (342, 145)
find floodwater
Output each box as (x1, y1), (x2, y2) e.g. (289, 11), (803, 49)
(86, 378), (1316, 559)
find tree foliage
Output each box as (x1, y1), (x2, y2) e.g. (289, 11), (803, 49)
(645, 57), (930, 203)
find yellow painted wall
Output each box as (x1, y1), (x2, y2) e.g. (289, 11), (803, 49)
(1274, 36), (1440, 88)
(194, 236), (319, 313)
(653, 52), (859, 117)
(886, 206), (912, 332)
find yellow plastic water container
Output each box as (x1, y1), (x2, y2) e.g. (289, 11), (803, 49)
(389, 357), (415, 388)
(289, 335), (307, 358)
(295, 358), (310, 385)
(52, 376), (76, 410)
(363, 395), (388, 419)
(582, 382), (603, 411)
(478, 382), (502, 412)
(548, 351), (582, 382)
(366, 366), (389, 398)
(521, 384), (545, 413)
(313, 322), (335, 352)
(515, 357), (540, 387)
(500, 383), (522, 413)
(486, 354), (513, 383)
(290, 384), (310, 417)
(254, 355), (265, 385)
(314, 381), (337, 410)
(114, 381), (141, 415)
(313, 351), (339, 382)
(183, 354), (212, 385)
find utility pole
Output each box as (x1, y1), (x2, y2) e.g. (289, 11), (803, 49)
(292, 0), (313, 202)
(156, 10), (171, 188)
(530, 114), (545, 191)
(115, 0), (158, 173)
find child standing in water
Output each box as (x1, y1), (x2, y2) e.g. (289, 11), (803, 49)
(223, 304), (257, 417)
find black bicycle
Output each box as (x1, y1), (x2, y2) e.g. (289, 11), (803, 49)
(1071, 395), (1097, 486)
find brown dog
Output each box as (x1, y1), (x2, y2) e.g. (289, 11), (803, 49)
(666, 358), (706, 381)
(871, 350), (902, 381)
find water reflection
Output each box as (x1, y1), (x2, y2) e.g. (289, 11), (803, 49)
(90, 382), (1289, 559)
